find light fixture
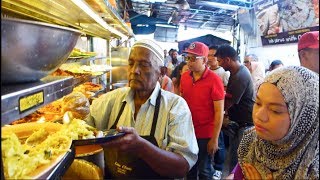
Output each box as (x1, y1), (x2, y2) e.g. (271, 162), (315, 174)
(197, 1), (240, 11)
(71, 0), (128, 40)
(80, 35), (87, 41)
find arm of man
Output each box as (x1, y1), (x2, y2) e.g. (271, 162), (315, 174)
(224, 71), (251, 111)
(208, 99), (224, 155)
(224, 95), (233, 111)
(104, 127), (189, 178)
(100, 94), (198, 178)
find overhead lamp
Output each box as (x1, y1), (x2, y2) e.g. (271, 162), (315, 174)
(197, 1), (240, 11)
(71, 0), (128, 40)
(80, 34), (88, 41)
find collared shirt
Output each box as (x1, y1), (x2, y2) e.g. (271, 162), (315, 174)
(86, 82), (199, 169)
(180, 67), (225, 138)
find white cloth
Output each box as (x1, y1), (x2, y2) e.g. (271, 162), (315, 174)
(87, 82), (199, 170)
(251, 61), (266, 95)
(132, 39), (164, 66)
(213, 66), (230, 87)
(165, 55), (183, 67)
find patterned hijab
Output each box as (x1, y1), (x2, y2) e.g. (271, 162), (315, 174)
(238, 66), (319, 179)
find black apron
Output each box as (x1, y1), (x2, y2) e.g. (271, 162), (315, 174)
(104, 91), (169, 179)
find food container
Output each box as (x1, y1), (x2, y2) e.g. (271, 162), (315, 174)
(75, 145), (104, 175)
(62, 159), (103, 179)
(1, 17), (82, 83)
(1, 122), (73, 179)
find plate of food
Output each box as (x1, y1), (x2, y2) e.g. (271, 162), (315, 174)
(72, 129), (125, 146)
(1, 122), (72, 179)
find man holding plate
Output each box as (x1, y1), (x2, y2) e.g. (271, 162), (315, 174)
(86, 39), (198, 179)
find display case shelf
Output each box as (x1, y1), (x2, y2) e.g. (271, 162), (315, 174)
(1, 76), (74, 126)
(66, 56), (107, 63)
(1, 0), (134, 40)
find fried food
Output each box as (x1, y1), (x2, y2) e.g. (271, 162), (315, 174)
(2, 119), (99, 179)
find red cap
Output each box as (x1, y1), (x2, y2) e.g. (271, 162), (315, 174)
(298, 31), (319, 51)
(184, 42), (209, 57)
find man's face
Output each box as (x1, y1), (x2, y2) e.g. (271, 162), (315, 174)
(128, 47), (161, 91)
(216, 56), (229, 71)
(207, 49), (218, 69)
(243, 56), (252, 70)
(172, 51), (178, 60)
(185, 53), (205, 72)
(300, 48), (319, 73)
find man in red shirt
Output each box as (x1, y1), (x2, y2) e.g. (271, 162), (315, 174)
(181, 42), (225, 179)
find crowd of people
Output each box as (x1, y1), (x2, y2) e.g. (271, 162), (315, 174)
(83, 30), (319, 179)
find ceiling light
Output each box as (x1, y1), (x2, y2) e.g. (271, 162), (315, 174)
(71, 0), (128, 40)
(80, 35), (88, 41)
(197, 1), (240, 11)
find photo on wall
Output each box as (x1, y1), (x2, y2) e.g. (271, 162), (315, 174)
(253, 0), (319, 45)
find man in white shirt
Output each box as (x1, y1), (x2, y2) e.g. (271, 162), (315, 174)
(243, 54), (265, 95)
(86, 39), (198, 179)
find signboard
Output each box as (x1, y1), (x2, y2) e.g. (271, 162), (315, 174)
(253, 0), (319, 45)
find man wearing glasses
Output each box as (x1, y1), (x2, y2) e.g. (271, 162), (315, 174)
(180, 42), (225, 179)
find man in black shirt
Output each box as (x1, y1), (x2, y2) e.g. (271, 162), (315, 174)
(214, 44), (255, 173)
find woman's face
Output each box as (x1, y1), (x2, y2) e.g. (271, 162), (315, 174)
(253, 83), (290, 141)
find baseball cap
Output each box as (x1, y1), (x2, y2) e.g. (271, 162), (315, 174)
(214, 44), (237, 60)
(184, 42), (209, 57)
(270, 60), (283, 67)
(298, 31), (319, 51)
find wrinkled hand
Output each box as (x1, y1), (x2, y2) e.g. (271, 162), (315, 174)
(102, 127), (145, 154)
(207, 138), (219, 156)
(242, 163), (273, 180)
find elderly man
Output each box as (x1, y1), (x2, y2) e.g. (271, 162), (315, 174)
(180, 42), (225, 179)
(243, 54), (265, 95)
(298, 31), (319, 74)
(87, 39), (198, 179)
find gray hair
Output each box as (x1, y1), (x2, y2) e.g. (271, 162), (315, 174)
(245, 54), (259, 62)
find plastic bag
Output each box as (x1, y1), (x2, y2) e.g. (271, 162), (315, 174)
(62, 92), (90, 120)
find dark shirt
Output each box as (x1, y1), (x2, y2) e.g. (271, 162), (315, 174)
(170, 64), (180, 79)
(226, 65), (255, 126)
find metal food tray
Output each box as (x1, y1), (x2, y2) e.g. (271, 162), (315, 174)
(1, 76), (74, 126)
(73, 72), (109, 87)
(46, 143), (76, 179)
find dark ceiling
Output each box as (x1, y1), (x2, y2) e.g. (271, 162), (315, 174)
(118, 0), (253, 33)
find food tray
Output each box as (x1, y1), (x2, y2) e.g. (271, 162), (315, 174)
(46, 143), (76, 179)
(72, 129), (125, 146)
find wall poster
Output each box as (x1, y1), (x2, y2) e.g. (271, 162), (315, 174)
(253, 0), (319, 45)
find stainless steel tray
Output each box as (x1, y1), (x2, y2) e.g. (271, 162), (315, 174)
(1, 76), (74, 126)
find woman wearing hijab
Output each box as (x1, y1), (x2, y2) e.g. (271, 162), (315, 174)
(227, 66), (319, 179)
